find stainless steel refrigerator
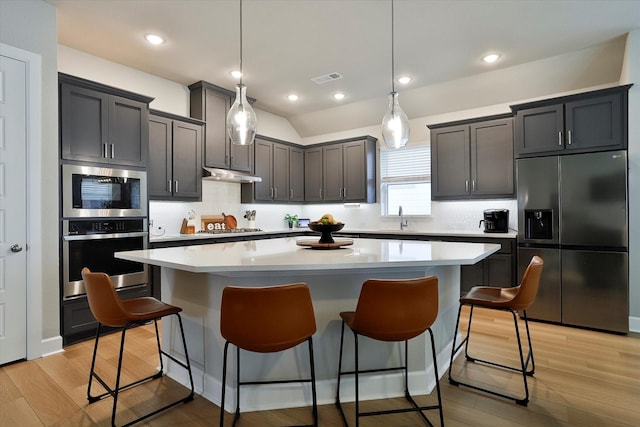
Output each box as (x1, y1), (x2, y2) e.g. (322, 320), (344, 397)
(517, 150), (628, 333)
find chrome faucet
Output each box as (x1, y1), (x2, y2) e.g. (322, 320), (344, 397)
(399, 205), (408, 230)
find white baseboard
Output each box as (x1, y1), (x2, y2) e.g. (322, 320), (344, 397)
(166, 344), (453, 413)
(629, 316), (640, 333)
(39, 335), (63, 358)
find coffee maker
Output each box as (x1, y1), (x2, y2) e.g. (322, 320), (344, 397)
(479, 209), (509, 233)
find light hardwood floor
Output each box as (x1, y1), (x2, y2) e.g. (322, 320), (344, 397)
(2, 307), (639, 426)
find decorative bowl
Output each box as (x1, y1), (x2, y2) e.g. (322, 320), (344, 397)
(308, 222), (344, 243)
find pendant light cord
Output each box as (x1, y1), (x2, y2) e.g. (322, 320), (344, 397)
(239, 0), (243, 86)
(391, 0), (395, 93)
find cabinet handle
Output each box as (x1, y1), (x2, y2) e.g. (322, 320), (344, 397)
(558, 131), (563, 146)
(168, 180), (172, 193)
(274, 187), (277, 199)
(472, 180), (476, 192)
(343, 187), (347, 198)
(465, 180), (469, 192)
(110, 144), (115, 159)
(102, 143), (108, 158)
(567, 130), (572, 145)
(290, 188), (293, 199)
(319, 188), (323, 199)
(175, 180), (179, 193)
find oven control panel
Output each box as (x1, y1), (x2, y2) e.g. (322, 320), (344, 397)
(65, 218), (145, 235)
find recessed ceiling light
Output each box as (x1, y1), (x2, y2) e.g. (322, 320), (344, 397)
(333, 92), (345, 100)
(482, 53), (501, 63)
(288, 94), (299, 101)
(230, 70), (243, 79)
(398, 76), (412, 84)
(144, 33), (165, 45)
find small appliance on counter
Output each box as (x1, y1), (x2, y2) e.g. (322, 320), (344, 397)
(479, 209), (509, 233)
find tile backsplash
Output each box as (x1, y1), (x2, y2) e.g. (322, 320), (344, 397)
(149, 180), (517, 236)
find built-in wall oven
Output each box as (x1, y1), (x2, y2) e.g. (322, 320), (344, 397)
(62, 218), (148, 300)
(61, 164), (150, 343)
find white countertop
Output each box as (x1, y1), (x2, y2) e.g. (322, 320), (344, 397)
(149, 227), (517, 243)
(117, 237), (500, 274)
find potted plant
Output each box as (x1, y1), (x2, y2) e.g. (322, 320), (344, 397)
(284, 214), (299, 228)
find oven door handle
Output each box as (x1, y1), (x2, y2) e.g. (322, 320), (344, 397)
(63, 231), (149, 241)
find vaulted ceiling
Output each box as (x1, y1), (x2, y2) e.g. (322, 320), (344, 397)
(48, 0), (640, 137)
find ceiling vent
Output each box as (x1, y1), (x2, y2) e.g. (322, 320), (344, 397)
(311, 72), (343, 85)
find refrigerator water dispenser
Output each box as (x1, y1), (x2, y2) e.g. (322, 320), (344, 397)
(525, 209), (553, 240)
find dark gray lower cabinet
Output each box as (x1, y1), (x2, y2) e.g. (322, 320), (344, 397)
(456, 237), (516, 294)
(62, 285), (150, 345)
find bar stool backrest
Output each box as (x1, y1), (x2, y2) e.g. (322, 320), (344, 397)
(509, 256), (544, 311)
(220, 283), (316, 353)
(351, 276), (438, 342)
(81, 267), (130, 327)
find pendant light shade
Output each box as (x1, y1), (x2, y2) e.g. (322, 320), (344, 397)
(227, 83), (257, 145)
(381, 0), (409, 149)
(227, 0), (257, 146)
(381, 91), (409, 149)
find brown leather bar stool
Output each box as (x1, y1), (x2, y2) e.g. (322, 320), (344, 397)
(81, 267), (194, 427)
(448, 255), (544, 406)
(335, 276), (444, 427)
(219, 283), (318, 427)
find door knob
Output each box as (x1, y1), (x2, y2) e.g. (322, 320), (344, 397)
(10, 244), (23, 253)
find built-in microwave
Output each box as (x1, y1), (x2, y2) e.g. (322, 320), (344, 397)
(62, 164), (148, 218)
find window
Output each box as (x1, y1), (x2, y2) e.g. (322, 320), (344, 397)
(380, 145), (431, 216)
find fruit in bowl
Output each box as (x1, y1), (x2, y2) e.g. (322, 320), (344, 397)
(309, 214), (344, 243)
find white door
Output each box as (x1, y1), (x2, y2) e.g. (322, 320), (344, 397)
(0, 54), (28, 364)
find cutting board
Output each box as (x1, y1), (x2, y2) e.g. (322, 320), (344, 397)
(296, 239), (353, 249)
(222, 213), (237, 229)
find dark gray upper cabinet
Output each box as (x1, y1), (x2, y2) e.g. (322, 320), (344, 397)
(304, 147), (323, 202)
(59, 73), (152, 167)
(288, 147), (304, 202)
(241, 136), (302, 203)
(471, 119), (514, 197)
(430, 116), (514, 200)
(430, 124), (470, 198)
(149, 111), (203, 201)
(512, 85), (630, 158)
(249, 138), (274, 201)
(322, 144), (344, 201)
(305, 136), (377, 203)
(189, 80), (254, 172)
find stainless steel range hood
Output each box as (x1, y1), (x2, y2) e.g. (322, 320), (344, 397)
(202, 167), (262, 183)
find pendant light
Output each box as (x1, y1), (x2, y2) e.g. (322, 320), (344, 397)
(227, 0), (257, 146)
(381, 0), (409, 149)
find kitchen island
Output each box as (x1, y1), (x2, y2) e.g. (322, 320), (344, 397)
(116, 237), (499, 412)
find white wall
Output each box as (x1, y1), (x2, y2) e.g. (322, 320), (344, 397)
(0, 0), (59, 344)
(620, 30), (640, 326)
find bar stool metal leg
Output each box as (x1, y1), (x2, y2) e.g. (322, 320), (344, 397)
(449, 305), (535, 406)
(87, 314), (195, 427)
